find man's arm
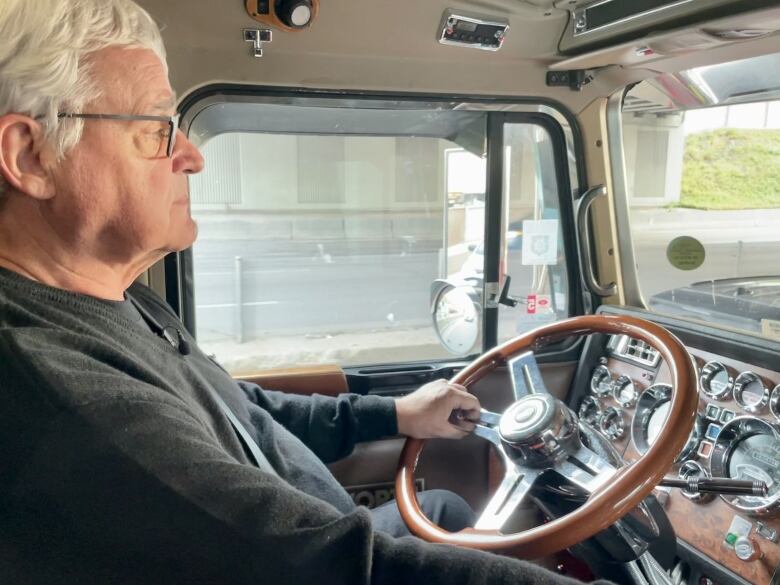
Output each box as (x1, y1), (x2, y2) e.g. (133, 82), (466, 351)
(238, 378), (481, 463)
(238, 381), (397, 462)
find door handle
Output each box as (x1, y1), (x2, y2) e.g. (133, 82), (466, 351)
(576, 185), (617, 298)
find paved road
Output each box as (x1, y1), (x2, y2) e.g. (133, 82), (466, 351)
(193, 243), (442, 343)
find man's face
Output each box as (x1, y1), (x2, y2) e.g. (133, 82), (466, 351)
(48, 46), (204, 263)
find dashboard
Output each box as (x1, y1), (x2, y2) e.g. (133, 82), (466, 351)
(575, 309), (780, 585)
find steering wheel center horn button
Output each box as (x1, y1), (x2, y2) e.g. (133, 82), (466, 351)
(501, 395), (555, 440)
(498, 395), (579, 464)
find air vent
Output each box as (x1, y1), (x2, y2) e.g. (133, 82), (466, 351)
(623, 95), (676, 113)
(609, 334), (662, 367)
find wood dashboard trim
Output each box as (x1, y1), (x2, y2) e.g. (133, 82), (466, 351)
(235, 364), (348, 396)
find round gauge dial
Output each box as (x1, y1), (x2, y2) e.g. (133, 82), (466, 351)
(710, 416), (780, 515)
(677, 460), (712, 502)
(590, 365), (612, 396)
(631, 383), (703, 462)
(733, 372), (769, 414)
(612, 375), (638, 408)
(598, 407), (626, 441)
(770, 384), (780, 422)
(578, 396), (601, 426)
(700, 361), (733, 400)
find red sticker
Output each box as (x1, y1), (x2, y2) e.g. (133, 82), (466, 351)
(527, 294), (537, 314)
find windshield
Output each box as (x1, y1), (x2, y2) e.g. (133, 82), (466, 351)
(623, 53), (780, 340)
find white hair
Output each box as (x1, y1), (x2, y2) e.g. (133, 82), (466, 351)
(0, 0), (166, 195)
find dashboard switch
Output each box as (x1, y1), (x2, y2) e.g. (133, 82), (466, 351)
(756, 522), (778, 543)
(705, 404), (721, 421)
(697, 440), (713, 459)
(719, 409), (735, 424)
(705, 423), (721, 441)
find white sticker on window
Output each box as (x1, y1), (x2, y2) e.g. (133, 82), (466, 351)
(521, 220), (558, 265)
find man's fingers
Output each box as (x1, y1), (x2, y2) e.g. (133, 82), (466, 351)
(444, 423), (472, 439)
(449, 387), (481, 418)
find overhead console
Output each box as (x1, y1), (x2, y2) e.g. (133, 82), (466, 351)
(558, 0), (780, 54)
(574, 306), (780, 584)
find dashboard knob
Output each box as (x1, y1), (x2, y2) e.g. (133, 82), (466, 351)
(275, 0), (313, 28)
(733, 536), (762, 562)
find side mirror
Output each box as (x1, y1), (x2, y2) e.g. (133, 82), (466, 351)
(430, 279), (480, 355)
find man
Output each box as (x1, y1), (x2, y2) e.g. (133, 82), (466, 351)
(0, 1), (610, 583)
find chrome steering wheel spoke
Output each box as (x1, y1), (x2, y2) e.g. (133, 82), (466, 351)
(470, 408), (502, 446)
(553, 442), (618, 494)
(507, 351), (550, 400)
(474, 464), (539, 531)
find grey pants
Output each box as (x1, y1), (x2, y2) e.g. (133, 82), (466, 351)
(369, 489), (476, 538)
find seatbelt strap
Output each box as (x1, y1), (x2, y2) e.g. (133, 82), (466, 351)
(124, 291), (278, 476)
(210, 389), (279, 477)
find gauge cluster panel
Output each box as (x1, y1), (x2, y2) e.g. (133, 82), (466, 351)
(578, 337), (780, 584)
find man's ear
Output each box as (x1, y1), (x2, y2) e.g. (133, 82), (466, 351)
(0, 114), (56, 200)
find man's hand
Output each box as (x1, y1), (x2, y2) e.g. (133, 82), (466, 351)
(394, 379), (481, 439)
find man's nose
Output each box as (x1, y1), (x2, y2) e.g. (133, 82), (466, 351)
(172, 129), (205, 174)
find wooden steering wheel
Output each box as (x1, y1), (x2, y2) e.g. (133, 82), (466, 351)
(395, 314), (698, 558)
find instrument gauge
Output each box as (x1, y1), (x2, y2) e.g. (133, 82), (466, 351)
(612, 375), (638, 408)
(700, 361), (732, 400)
(631, 383), (703, 462)
(770, 384), (780, 422)
(578, 396), (601, 426)
(733, 372), (769, 413)
(598, 407), (626, 441)
(590, 365), (612, 396)
(710, 416), (780, 516)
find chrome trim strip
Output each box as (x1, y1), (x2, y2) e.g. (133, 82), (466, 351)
(606, 92), (645, 308)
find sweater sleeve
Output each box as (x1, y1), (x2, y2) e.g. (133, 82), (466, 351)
(0, 356), (608, 585)
(237, 380), (398, 463)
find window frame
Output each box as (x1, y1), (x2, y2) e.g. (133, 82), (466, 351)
(169, 85), (590, 364)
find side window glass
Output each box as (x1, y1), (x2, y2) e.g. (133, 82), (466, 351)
(497, 124), (570, 342)
(187, 105), (573, 373)
(189, 108), (488, 374)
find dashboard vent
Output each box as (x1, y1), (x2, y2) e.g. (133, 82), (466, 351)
(608, 335), (662, 367)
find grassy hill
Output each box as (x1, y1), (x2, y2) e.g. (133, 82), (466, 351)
(679, 128), (780, 209)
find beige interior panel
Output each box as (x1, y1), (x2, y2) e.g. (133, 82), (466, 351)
(138, 0), (642, 118)
(576, 98), (624, 305)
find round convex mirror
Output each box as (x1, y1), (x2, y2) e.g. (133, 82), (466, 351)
(432, 285), (479, 355)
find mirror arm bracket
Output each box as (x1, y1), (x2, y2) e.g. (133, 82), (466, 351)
(487, 275), (520, 309)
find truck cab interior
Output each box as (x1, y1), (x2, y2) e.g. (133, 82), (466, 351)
(131, 0), (780, 583)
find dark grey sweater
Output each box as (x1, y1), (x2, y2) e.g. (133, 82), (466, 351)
(0, 267), (608, 585)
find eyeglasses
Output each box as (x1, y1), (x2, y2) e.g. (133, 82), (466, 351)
(57, 112), (180, 158)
